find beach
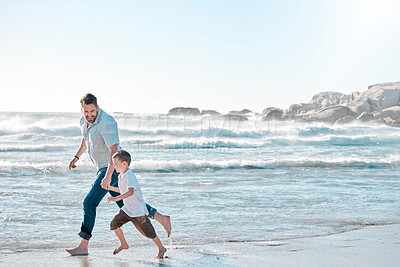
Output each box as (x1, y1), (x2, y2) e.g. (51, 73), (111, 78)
(1, 224), (399, 266)
(1, 112), (400, 266)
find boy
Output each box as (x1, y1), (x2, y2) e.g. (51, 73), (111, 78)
(107, 150), (167, 258)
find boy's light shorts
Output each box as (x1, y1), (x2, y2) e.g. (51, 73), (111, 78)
(110, 210), (157, 239)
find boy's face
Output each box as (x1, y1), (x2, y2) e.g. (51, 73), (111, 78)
(112, 157), (128, 173)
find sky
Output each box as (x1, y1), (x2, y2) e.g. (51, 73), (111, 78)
(0, 0), (399, 114)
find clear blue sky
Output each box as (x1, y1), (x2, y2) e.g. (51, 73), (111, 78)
(1, 0), (399, 114)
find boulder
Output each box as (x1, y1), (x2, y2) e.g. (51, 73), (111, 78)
(288, 103), (315, 114)
(201, 110), (221, 116)
(312, 106), (356, 124)
(310, 92), (345, 109)
(357, 112), (374, 122)
(229, 109), (253, 116)
(221, 114), (249, 121)
(334, 116), (357, 125)
(262, 108), (284, 121)
(371, 106), (400, 120)
(168, 107), (201, 116)
(344, 82), (400, 115)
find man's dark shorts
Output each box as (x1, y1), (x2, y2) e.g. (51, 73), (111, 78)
(110, 210), (157, 239)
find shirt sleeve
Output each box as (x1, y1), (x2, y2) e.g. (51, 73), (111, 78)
(126, 171), (138, 189)
(99, 116), (120, 148)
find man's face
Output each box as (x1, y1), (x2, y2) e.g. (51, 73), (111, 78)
(81, 103), (98, 124)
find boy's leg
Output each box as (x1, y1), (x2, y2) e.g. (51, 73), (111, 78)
(66, 168), (109, 255)
(131, 216), (166, 258)
(152, 236), (167, 259)
(112, 228), (129, 255)
(110, 210), (131, 255)
(146, 204), (171, 238)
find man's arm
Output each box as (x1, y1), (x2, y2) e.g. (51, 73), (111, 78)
(100, 143), (119, 189)
(107, 188), (134, 203)
(69, 138), (87, 170)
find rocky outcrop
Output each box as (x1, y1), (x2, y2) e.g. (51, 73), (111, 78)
(261, 81), (400, 126)
(168, 107), (201, 116)
(167, 82), (400, 126)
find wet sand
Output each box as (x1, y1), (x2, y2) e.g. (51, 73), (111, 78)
(1, 224), (399, 267)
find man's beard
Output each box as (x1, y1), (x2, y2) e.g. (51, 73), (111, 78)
(85, 112), (97, 124)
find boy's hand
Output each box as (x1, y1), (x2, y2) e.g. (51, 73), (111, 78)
(107, 196), (116, 203)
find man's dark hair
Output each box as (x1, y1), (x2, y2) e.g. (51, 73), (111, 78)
(112, 150), (131, 166)
(80, 93), (97, 107)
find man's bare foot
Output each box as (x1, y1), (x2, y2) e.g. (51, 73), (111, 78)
(113, 243), (129, 255)
(156, 247), (167, 259)
(65, 247), (88, 256)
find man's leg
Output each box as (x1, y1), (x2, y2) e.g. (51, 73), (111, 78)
(66, 168), (109, 255)
(146, 203), (171, 238)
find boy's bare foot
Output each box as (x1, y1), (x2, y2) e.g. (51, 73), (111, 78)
(65, 247), (88, 256)
(156, 247), (167, 259)
(113, 243), (129, 255)
(160, 216), (171, 238)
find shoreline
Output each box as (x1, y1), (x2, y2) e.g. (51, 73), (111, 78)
(2, 224), (399, 266)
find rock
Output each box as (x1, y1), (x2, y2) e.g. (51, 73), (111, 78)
(221, 114), (249, 121)
(262, 108), (284, 121)
(288, 103), (314, 114)
(229, 109), (253, 116)
(281, 111), (295, 121)
(201, 110), (221, 116)
(310, 92), (345, 109)
(357, 112), (374, 122)
(168, 107), (201, 116)
(344, 82), (400, 115)
(334, 116), (357, 125)
(371, 106), (400, 120)
(312, 106), (356, 124)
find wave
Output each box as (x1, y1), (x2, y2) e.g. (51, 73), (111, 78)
(0, 160), (96, 176)
(130, 158), (399, 173)
(0, 144), (71, 152)
(2, 157), (399, 176)
(120, 133), (400, 149)
(0, 126), (81, 137)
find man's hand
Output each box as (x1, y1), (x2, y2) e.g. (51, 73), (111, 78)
(101, 177), (111, 190)
(107, 196), (117, 203)
(69, 157), (79, 170)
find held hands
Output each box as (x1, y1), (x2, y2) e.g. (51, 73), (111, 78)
(101, 177), (111, 190)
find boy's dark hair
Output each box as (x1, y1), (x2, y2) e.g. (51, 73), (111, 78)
(80, 93), (97, 107)
(112, 150), (131, 166)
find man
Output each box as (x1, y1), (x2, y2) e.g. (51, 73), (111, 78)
(66, 93), (171, 256)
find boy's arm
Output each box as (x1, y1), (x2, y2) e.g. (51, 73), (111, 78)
(107, 188), (134, 203)
(107, 185), (120, 193)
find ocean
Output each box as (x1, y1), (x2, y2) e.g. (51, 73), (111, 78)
(1, 111), (399, 251)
